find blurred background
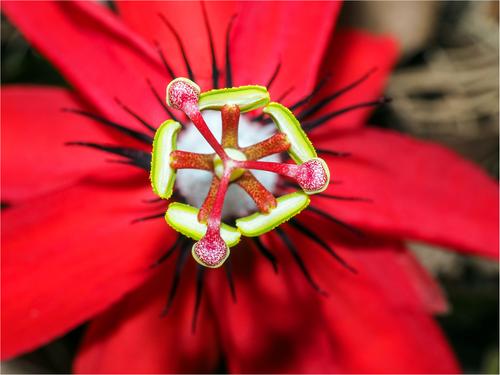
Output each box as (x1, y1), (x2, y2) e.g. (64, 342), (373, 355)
(2, 1), (499, 373)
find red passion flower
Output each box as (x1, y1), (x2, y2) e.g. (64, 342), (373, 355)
(1, 1), (498, 373)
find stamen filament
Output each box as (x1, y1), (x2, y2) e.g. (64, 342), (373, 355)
(184, 107), (229, 160)
(167, 78), (229, 160)
(207, 168), (232, 231)
(221, 104), (240, 148)
(237, 159), (298, 178)
(198, 176), (220, 223)
(236, 158), (330, 194)
(170, 150), (213, 170)
(241, 132), (290, 160)
(236, 171), (277, 213)
(191, 167), (232, 268)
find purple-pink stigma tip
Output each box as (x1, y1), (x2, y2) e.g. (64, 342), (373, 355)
(166, 77), (200, 110)
(192, 232), (229, 268)
(296, 158), (330, 193)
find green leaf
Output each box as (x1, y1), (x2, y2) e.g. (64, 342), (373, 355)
(236, 192), (310, 237)
(264, 102), (317, 163)
(150, 120), (182, 199)
(199, 85), (270, 113)
(165, 202), (241, 247)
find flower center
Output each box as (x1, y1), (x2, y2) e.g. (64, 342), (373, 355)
(214, 148), (246, 181)
(176, 111), (280, 219)
(150, 78), (330, 268)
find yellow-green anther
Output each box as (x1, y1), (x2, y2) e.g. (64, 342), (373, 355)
(264, 102), (317, 163)
(165, 202), (241, 247)
(235, 192), (310, 237)
(150, 120), (182, 199)
(199, 85), (270, 113)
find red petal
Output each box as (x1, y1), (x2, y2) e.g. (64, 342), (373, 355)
(74, 261), (220, 374)
(1, 184), (173, 359)
(116, 1), (237, 91)
(306, 237), (460, 373)
(312, 127), (499, 258)
(1, 86), (144, 204)
(206, 238), (340, 373)
(285, 226), (449, 315)
(208, 234), (457, 373)
(117, 1), (341, 102)
(2, 1), (167, 128)
(231, 2), (341, 102)
(310, 29), (399, 129)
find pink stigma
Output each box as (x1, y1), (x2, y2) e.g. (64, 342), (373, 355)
(296, 158), (329, 193)
(166, 78), (200, 111)
(192, 232), (228, 267)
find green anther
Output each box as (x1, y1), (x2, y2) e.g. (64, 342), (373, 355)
(264, 102), (317, 163)
(199, 85), (270, 113)
(235, 192), (310, 237)
(150, 120), (182, 199)
(165, 202), (241, 247)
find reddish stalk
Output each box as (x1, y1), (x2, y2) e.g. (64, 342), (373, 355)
(192, 165), (233, 267)
(170, 150), (213, 170)
(221, 104), (240, 148)
(238, 159), (298, 178)
(237, 159), (329, 193)
(167, 78), (229, 160)
(185, 107), (228, 160)
(207, 167), (232, 231)
(241, 132), (290, 160)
